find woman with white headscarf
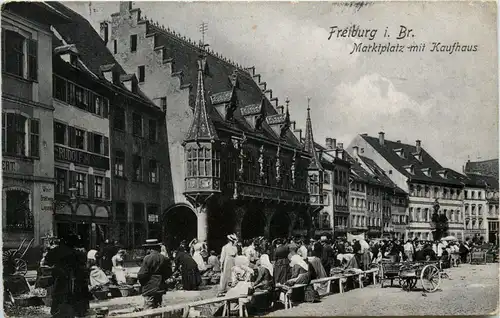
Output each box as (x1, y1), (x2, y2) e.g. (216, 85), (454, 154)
(192, 242), (207, 273)
(285, 255), (320, 303)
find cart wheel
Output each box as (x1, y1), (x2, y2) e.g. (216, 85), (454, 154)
(14, 258), (27, 276)
(421, 264), (441, 293)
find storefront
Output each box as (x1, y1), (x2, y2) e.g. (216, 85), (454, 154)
(488, 220), (499, 245)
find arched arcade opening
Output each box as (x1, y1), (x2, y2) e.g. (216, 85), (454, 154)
(240, 208), (267, 242)
(163, 205), (197, 251)
(269, 210), (290, 239)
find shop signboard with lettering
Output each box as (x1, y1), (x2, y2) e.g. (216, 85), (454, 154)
(41, 185), (54, 213)
(2, 159), (34, 175)
(54, 145), (109, 170)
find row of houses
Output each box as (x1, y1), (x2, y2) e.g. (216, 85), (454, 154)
(2, 2), (498, 264)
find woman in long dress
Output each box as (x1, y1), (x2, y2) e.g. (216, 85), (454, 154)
(218, 234), (238, 294)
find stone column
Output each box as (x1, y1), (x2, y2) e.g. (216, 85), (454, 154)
(197, 204), (208, 242)
(233, 206), (246, 240)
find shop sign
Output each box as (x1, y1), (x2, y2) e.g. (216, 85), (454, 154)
(148, 214), (159, 223)
(54, 145), (109, 170)
(40, 185), (54, 213)
(2, 160), (18, 172)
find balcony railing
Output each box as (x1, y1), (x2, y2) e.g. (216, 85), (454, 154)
(235, 181), (309, 204)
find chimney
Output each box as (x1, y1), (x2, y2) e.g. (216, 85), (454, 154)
(352, 146), (359, 157)
(120, 1), (133, 14)
(360, 147), (364, 153)
(291, 121), (296, 130)
(416, 140), (422, 153)
(397, 140), (401, 143)
(100, 22), (109, 45)
(325, 138), (333, 150)
(378, 132), (385, 146)
(332, 138), (337, 149)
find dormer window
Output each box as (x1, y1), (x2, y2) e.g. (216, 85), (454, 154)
(421, 168), (432, 177)
(404, 164), (414, 174)
(394, 148), (405, 158)
(70, 54), (78, 67)
(413, 153), (423, 162)
(437, 169), (448, 179)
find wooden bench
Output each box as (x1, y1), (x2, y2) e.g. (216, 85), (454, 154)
(111, 268), (379, 317)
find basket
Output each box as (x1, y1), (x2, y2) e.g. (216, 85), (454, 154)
(119, 287), (134, 297)
(126, 276), (138, 285)
(93, 290), (110, 300)
(133, 284), (142, 295)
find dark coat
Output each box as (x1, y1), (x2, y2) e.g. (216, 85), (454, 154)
(174, 251), (201, 290)
(137, 250), (172, 296)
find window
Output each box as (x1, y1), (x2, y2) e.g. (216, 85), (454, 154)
(29, 119), (39, 157)
(3, 113), (26, 156)
(55, 168), (67, 194)
(94, 176), (104, 199)
(114, 107), (126, 131)
(52, 76), (109, 118)
(54, 122), (66, 145)
(3, 30), (36, 79)
(133, 155), (142, 181)
(93, 134), (103, 154)
(138, 65), (145, 82)
(114, 150), (125, 177)
(148, 119), (157, 142)
(75, 128), (85, 149)
(76, 172), (86, 197)
(115, 202), (127, 221)
(113, 40), (117, 54)
(160, 97), (167, 112)
(132, 113), (142, 136)
(5, 190), (32, 231)
(130, 34), (137, 52)
(149, 160), (158, 183)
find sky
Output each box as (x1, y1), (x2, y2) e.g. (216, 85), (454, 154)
(65, 1), (499, 173)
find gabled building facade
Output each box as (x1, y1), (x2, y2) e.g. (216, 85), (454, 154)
(49, 2), (170, 249)
(462, 165), (499, 244)
(348, 132), (465, 241)
(106, 2), (319, 250)
(2, 3), (70, 263)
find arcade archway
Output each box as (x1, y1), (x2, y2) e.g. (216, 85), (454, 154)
(269, 210), (290, 239)
(292, 209), (312, 238)
(163, 205), (197, 251)
(208, 202), (236, 252)
(241, 208), (267, 241)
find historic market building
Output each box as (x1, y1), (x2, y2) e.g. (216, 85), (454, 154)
(106, 2), (325, 250)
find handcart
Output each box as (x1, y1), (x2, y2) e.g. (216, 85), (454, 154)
(378, 260), (405, 288)
(398, 261), (442, 292)
(2, 238), (34, 276)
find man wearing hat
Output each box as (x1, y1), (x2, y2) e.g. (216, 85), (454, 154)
(137, 239), (172, 309)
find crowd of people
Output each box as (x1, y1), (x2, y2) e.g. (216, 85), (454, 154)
(32, 231), (494, 317)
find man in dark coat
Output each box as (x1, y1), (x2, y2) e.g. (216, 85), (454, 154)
(137, 239), (172, 309)
(174, 245), (201, 291)
(45, 233), (89, 318)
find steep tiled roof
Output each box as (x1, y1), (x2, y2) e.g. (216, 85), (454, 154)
(185, 57), (218, 142)
(344, 152), (377, 184)
(303, 107), (322, 170)
(358, 155), (406, 194)
(464, 159), (499, 178)
(464, 173), (499, 190)
(48, 2), (155, 108)
(144, 23), (301, 148)
(360, 135), (462, 186)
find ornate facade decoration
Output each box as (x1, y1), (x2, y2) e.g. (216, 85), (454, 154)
(291, 149), (297, 186)
(259, 145), (265, 178)
(276, 144), (282, 183)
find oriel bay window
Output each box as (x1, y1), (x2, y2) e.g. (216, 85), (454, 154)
(185, 145), (220, 191)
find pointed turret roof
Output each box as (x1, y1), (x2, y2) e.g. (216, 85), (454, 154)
(185, 54), (218, 142)
(303, 102), (322, 170)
